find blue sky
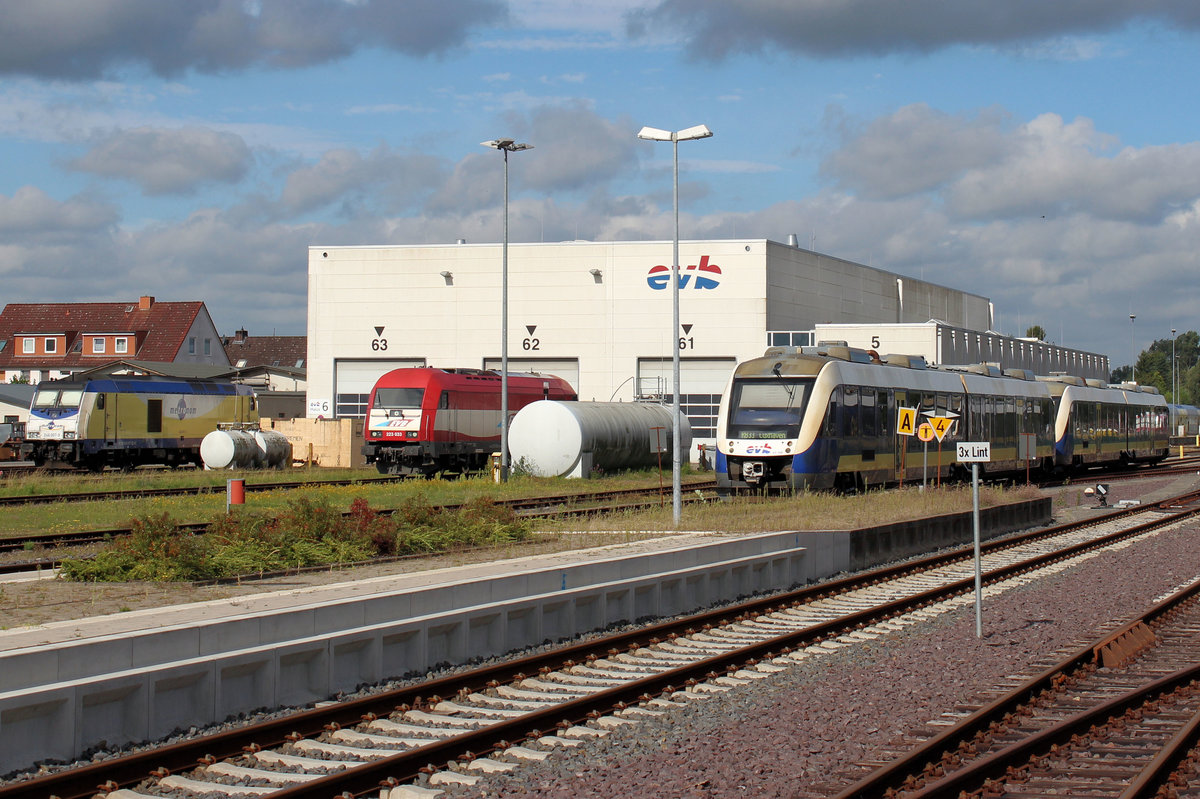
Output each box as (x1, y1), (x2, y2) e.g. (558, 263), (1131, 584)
(3, 1), (1200, 370)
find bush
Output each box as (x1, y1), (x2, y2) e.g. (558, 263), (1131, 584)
(59, 494), (532, 583)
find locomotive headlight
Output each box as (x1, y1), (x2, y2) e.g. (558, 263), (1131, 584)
(63, 431), (76, 439)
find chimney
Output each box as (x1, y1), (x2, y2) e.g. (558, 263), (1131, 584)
(235, 329), (248, 343)
(138, 296), (154, 310)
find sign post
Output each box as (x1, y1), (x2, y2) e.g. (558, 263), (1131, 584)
(957, 441), (991, 638)
(897, 407), (917, 487)
(926, 412), (958, 488)
(917, 422), (934, 490)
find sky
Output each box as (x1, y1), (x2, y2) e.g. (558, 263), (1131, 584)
(3, 1), (1200, 369)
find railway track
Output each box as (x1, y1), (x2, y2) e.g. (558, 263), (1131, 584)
(0, 473), (404, 507)
(0, 481), (720, 565)
(4, 486), (1197, 798)
(835, 572), (1200, 797)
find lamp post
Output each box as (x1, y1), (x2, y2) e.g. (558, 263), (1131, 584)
(1172, 327), (1177, 403)
(637, 123), (713, 525)
(1130, 314), (1136, 383)
(481, 137), (533, 482)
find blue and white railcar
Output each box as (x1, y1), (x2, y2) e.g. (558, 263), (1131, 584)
(715, 345), (1056, 494)
(1040, 377), (1168, 469)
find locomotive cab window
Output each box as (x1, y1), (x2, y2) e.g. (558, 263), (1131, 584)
(373, 388), (424, 410)
(33, 387), (83, 409)
(728, 378), (811, 439)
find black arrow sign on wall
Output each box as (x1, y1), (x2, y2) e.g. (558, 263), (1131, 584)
(526, 325), (537, 335)
(682, 324), (693, 334)
(374, 326), (385, 336)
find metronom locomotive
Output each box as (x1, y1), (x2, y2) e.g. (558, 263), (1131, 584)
(715, 343), (1169, 494)
(362, 367), (577, 477)
(22, 375), (259, 471)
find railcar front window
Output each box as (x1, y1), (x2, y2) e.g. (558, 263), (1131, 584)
(33, 388), (83, 409)
(373, 388), (424, 410)
(729, 379), (810, 438)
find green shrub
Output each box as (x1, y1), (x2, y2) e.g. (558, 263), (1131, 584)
(59, 493), (530, 583)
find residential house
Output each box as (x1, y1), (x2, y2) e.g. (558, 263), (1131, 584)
(0, 297), (229, 384)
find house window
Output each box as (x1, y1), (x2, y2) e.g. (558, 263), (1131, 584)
(22, 338), (34, 354)
(188, 337), (196, 355)
(44, 338), (57, 354)
(115, 337), (128, 354)
(93, 337), (105, 354)
(204, 338), (211, 355)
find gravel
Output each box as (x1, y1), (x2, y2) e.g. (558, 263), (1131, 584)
(441, 478), (1200, 798)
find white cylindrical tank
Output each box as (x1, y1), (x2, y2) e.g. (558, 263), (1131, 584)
(509, 401), (691, 478)
(254, 430), (292, 469)
(200, 429), (261, 470)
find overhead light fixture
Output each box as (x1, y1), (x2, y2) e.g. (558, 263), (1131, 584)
(481, 136), (534, 483)
(636, 122), (713, 526)
(439, 270), (453, 285)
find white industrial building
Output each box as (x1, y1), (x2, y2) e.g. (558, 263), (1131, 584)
(306, 238), (1106, 456)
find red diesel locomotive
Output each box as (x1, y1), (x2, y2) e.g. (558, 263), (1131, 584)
(362, 367), (577, 477)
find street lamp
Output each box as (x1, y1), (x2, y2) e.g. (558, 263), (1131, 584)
(637, 123), (713, 525)
(1130, 314), (1136, 383)
(1172, 327), (1177, 403)
(481, 137), (533, 482)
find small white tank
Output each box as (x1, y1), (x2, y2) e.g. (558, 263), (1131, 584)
(254, 430), (292, 469)
(509, 401), (691, 478)
(201, 429), (261, 470)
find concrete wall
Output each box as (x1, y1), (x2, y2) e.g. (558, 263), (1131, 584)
(0, 498), (1049, 773)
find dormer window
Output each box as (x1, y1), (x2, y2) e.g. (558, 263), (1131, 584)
(22, 338), (34, 354)
(115, 337), (128, 354)
(93, 337), (105, 354)
(44, 338), (57, 354)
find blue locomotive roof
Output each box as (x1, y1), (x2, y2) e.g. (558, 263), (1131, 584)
(39, 376), (250, 396)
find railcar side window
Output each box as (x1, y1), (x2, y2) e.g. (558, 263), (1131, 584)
(842, 386), (859, 437)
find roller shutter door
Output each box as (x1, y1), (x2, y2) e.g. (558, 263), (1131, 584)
(637, 357), (735, 440)
(333, 358), (425, 418)
(483, 358), (580, 396)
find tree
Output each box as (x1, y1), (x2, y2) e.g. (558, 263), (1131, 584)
(1024, 325), (1046, 341)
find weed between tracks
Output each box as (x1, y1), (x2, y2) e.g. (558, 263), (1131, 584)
(36, 468), (1040, 584)
(58, 496), (532, 582)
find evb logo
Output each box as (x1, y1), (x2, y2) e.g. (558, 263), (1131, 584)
(646, 255), (722, 290)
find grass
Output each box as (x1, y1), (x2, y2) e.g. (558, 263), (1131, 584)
(0, 468), (712, 538)
(535, 483), (1046, 534)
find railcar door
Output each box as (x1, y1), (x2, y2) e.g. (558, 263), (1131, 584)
(102, 391), (117, 442)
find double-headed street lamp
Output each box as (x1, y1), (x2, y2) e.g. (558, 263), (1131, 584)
(481, 137), (533, 482)
(1172, 327), (1178, 403)
(1130, 314), (1136, 383)
(637, 123), (713, 525)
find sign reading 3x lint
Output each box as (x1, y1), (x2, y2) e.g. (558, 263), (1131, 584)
(646, 255), (722, 290)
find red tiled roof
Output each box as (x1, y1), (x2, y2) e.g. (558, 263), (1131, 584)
(222, 330), (307, 368)
(0, 300), (204, 368)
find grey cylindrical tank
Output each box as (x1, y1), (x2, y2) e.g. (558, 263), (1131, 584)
(509, 401), (691, 478)
(254, 430), (292, 469)
(201, 429), (262, 470)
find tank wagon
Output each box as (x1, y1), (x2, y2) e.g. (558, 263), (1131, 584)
(715, 343), (1168, 495)
(362, 367), (577, 477)
(509, 400), (689, 478)
(22, 375), (259, 471)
